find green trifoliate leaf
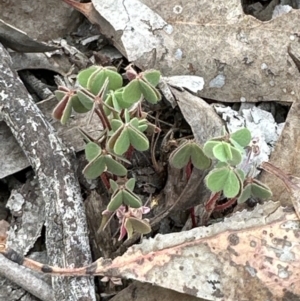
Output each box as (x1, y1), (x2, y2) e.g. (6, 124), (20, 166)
(85, 142), (102, 162)
(170, 141), (211, 170)
(124, 109), (131, 123)
(125, 178), (136, 191)
(138, 122), (148, 132)
(230, 128), (251, 147)
(205, 167), (241, 198)
(107, 191), (123, 211)
(169, 141), (190, 169)
(190, 143), (212, 170)
(203, 141), (222, 159)
(215, 162), (229, 169)
(88, 68), (123, 95)
(115, 88), (137, 109)
(122, 190), (142, 208)
(127, 126), (149, 151)
(77, 65), (101, 88)
(60, 96), (73, 125)
(213, 142), (233, 162)
(251, 182), (272, 199)
(54, 90), (66, 101)
(71, 95), (90, 113)
(223, 170), (240, 198)
(123, 79), (142, 103)
(104, 156), (127, 176)
(235, 168), (246, 182)
(109, 179), (119, 193)
(142, 70), (161, 87)
(237, 184), (252, 204)
(113, 127), (130, 156)
(76, 90), (94, 110)
(227, 146), (242, 166)
(52, 94), (69, 121)
(83, 156), (106, 179)
(139, 80), (160, 104)
(205, 167), (230, 192)
(125, 217), (151, 239)
(108, 126), (123, 152)
(111, 119), (123, 132)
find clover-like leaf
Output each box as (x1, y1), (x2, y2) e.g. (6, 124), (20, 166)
(54, 90), (66, 101)
(52, 94), (70, 121)
(122, 79), (142, 104)
(205, 167), (240, 198)
(139, 79), (160, 104)
(113, 127), (130, 155)
(127, 126), (149, 152)
(230, 128), (251, 147)
(227, 146), (243, 166)
(85, 142), (102, 162)
(125, 178), (136, 191)
(169, 141), (190, 169)
(122, 190), (142, 208)
(252, 181), (272, 199)
(169, 140), (211, 170)
(60, 96), (73, 125)
(76, 90), (94, 110)
(213, 142), (233, 162)
(237, 180), (272, 204)
(237, 184), (252, 203)
(125, 217), (151, 239)
(190, 143), (212, 170)
(142, 70), (161, 87)
(104, 156), (127, 176)
(72, 94), (91, 113)
(88, 68), (123, 95)
(110, 119), (123, 132)
(107, 179), (142, 211)
(107, 191), (123, 211)
(203, 141), (222, 159)
(109, 179), (119, 193)
(83, 155), (106, 179)
(223, 170), (240, 198)
(77, 65), (101, 88)
(205, 167), (230, 192)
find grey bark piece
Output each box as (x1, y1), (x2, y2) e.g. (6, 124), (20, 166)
(0, 255), (55, 301)
(6, 178), (45, 255)
(0, 44), (95, 301)
(0, 95), (103, 179)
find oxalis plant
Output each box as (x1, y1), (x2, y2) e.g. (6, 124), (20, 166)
(169, 127), (273, 213)
(52, 64), (161, 240)
(53, 63), (272, 240)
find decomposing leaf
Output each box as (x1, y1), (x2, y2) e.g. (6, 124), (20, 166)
(1, 0), (81, 41)
(65, 0), (300, 103)
(260, 101), (300, 207)
(0, 19), (58, 52)
(261, 161), (300, 219)
(3, 202), (300, 301)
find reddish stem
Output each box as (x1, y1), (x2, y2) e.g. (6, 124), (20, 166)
(214, 197), (237, 211)
(100, 173), (110, 189)
(205, 192), (222, 213)
(125, 145), (134, 161)
(185, 160), (193, 180)
(190, 207), (197, 228)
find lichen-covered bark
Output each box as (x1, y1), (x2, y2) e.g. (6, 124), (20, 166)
(0, 44), (95, 301)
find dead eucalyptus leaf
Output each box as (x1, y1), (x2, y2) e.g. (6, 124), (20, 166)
(259, 101), (300, 207)
(0, 19), (58, 52)
(7, 202), (300, 301)
(69, 0), (300, 103)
